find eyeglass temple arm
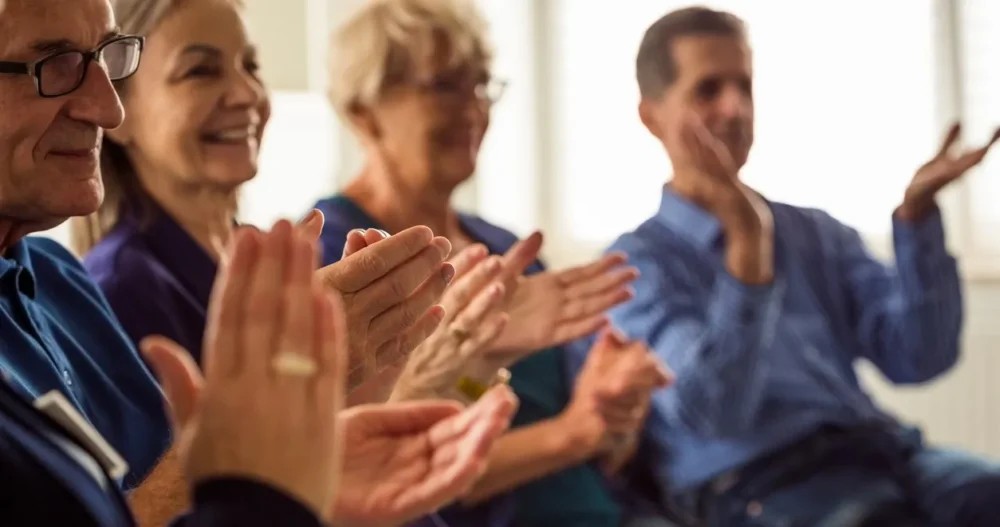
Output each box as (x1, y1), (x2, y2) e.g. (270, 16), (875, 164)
(0, 62), (29, 74)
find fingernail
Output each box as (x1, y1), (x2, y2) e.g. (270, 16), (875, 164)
(377, 229), (390, 239)
(442, 264), (456, 283)
(300, 209), (318, 223)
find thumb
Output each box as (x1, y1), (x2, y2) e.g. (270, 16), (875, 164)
(296, 209), (325, 243)
(140, 336), (204, 429)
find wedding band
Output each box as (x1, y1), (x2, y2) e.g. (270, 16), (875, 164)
(271, 352), (318, 377)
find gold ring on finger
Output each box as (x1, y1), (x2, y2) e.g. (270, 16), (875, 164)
(449, 325), (472, 341)
(271, 351), (318, 377)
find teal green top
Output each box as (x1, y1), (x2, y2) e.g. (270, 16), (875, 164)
(314, 195), (621, 527)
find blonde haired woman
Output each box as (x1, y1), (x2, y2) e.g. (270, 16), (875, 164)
(314, 1), (675, 526)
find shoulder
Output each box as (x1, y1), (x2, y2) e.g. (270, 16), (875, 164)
(82, 228), (177, 307)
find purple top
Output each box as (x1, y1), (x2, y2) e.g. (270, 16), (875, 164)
(83, 203), (213, 364)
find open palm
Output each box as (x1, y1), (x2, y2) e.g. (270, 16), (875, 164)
(488, 253), (638, 363)
(332, 386), (517, 527)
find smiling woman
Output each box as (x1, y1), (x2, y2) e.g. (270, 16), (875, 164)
(67, 0), (268, 368)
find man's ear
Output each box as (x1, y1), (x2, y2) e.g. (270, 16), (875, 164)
(638, 98), (662, 139)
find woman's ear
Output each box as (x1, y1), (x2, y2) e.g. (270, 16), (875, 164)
(348, 102), (381, 141)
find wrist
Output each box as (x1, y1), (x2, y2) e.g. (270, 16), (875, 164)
(895, 199), (935, 223)
(724, 234), (774, 285)
(555, 405), (606, 461)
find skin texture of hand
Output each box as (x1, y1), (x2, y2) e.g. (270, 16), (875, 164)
(560, 329), (672, 457)
(141, 221), (347, 522)
(332, 386), (518, 527)
(390, 244), (509, 402)
(487, 248), (639, 364)
(897, 122), (1000, 221)
(314, 225), (455, 392)
(668, 111), (774, 284)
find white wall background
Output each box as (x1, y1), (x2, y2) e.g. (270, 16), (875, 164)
(38, 0), (1000, 456)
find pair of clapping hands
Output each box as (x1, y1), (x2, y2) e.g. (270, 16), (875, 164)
(141, 220), (516, 527)
(382, 229), (650, 404)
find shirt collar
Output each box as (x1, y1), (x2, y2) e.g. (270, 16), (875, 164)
(1, 240), (37, 298)
(654, 185), (723, 250)
(122, 202), (216, 309)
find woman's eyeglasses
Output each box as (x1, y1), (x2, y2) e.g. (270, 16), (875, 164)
(0, 35), (144, 98)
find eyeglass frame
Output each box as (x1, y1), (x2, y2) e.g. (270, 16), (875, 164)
(409, 75), (509, 106)
(0, 35), (145, 98)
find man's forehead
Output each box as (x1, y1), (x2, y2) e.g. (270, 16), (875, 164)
(0, 0), (116, 59)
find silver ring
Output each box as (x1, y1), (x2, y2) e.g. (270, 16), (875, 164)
(271, 352), (318, 377)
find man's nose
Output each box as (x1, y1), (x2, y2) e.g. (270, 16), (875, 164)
(63, 61), (126, 131)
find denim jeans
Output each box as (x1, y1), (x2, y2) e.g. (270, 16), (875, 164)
(699, 425), (1000, 526)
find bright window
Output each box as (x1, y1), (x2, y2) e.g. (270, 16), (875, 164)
(548, 0), (938, 246)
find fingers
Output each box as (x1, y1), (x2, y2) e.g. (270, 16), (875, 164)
(323, 225), (435, 293)
(365, 307), (447, 390)
(140, 335), (204, 430)
(343, 400), (464, 437)
(203, 227), (259, 378)
(448, 244), (489, 282)
(342, 230), (368, 259)
(566, 265), (639, 300)
(362, 238), (452, 318)
(952, 127), (1000, 173)
(367, 258), (454, 342)
(935, 122), (962, 160)
(296, 209), (325, 243)
(315, 290), (348, 415)
(458, 313), (508, 363)
(557, 252), (628, 286)
(241, 221), (293, 379)
(275, 229), (318, 391)
(499, 231), (543, 284)
(443, 256), (502, 319)
(565, 286), (635, 322)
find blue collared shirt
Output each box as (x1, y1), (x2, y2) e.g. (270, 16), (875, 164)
(0, 376), (325, 527)
(605, 187), (962, 492)
(83, 204), (214, 365)
(314, 195), (624, 527)
(0, 236), (172, 489)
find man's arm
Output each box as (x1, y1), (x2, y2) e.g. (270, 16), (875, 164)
(129, 447), (188, 526)
(835, 209), (962, 384)
(605, 243), (784, 438)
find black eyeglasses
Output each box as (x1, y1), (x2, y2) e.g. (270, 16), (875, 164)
(0, 35), (144, 98)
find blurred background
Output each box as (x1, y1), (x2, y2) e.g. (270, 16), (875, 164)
(40, 0), (1000, 455)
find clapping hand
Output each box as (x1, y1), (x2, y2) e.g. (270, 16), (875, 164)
(897, 122), (1000, 221)
(143, 221), (347, 521)
(313, 225), (454, 392)
(332, 386), (517, 527)
(390, 244), (509, 402)
(485, 232), (639, 364)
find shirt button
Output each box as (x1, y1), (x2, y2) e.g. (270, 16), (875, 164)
(746, 500), (763, 517)
(63, 370), (73, 386)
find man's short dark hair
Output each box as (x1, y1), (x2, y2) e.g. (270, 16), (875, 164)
(635, 6), (746, 99)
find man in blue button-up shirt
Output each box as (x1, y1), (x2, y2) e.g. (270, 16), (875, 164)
(605, 6), (1000, 526)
